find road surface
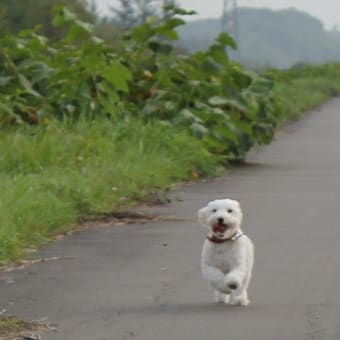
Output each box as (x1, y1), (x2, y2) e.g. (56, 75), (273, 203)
(1, 98), (340, 339)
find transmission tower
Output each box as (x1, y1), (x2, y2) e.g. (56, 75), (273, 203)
(221, 0), (240, 58)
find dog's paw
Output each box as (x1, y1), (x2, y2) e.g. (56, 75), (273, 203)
(224, 276), (240, 291)
(214, 291), (230, 304)
(228, 281), (238, 290)
(230, 296), (250, 306)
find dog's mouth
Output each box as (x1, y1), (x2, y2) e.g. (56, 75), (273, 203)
(212, 223), (229, 234)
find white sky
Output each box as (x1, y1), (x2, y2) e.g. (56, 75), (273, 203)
(94, 0), (340, 29)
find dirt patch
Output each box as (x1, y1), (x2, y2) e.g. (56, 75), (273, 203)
(73, 207), (183, 233)
(0, 256), (73, 273)
(0, 315), (56, 340)
(83, 209), (166, 224)
(79, 189), (176, 226)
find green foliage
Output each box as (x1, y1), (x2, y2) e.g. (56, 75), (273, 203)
(1, 7), (340, 160)
(116, 10), (281, 159)
(273, 63), (340, 121)
(0, 0), (95, 40)
(0, 9), (132, 124)
(0, 316), (36, 338)
(0, 6), (282, 160)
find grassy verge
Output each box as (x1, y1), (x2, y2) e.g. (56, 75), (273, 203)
(274, 64), (340, 121)
(0, 119), (221, 262)
(0, 315), (53, 339)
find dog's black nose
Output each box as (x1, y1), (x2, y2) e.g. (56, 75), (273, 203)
(217, 217), (224, 224)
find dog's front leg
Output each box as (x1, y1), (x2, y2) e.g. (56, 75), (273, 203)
(224, 265), (250, 306)
(224, 265), (246, 291)
(223, 242), (251, 292)
(201, 264), (230, 293)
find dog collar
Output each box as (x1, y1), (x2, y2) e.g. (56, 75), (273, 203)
(207, 230), (244, 244)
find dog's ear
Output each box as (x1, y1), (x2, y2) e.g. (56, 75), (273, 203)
(198, 206), (208, 226)
(232, 200), (243, 223)
(232, 199), (241, 208)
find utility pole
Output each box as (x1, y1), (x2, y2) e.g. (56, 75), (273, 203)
(221, 0), (240, 59)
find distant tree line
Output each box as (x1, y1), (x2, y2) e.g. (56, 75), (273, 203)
(177, 8), (340, 68)
(0, 0), (95, 39)
(112, 0), (176, 28)
(0, 0), (178, 41)
(2, 1), (340, 68)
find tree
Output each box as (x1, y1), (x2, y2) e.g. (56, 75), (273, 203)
(111, 0), (161, 29)
(110, 0), (137, 29)
(0, 0), (96, 39)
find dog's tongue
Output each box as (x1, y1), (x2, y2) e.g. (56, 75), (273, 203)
(212, 223), (227, 233)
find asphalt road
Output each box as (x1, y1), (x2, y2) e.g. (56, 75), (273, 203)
(1, 98), (340, 340)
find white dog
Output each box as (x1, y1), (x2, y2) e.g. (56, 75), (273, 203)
(198, 198), (254, 306)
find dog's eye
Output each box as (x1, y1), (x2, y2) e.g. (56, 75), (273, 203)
(212, 209), (217, 213)
(228, 209), (233, 213)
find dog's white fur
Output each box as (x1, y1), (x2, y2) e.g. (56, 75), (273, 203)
(198, 199), (254, 306)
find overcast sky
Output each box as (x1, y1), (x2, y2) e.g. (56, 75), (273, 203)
(94, 0), (340, 29)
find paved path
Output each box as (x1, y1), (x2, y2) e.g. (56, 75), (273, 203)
(2, 98), (340, 340)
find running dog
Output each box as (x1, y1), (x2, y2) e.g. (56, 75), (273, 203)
(198, 198), (254, 306)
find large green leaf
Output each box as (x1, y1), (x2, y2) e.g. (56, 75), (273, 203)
(176, 109), (202, 124)
(216, 32), (237, 49)
(164, 6), (196, 16)
(191, 122), (209, 137)
(65, 22), (93, 42)
(208, 45), (229, 65)
(103, 61), (132, 92)
(157, 27), (179, 41)
(148, 41), (173, 55)
(52, 7), (77, 26)
(18, 74), (42, 97)
(208, 96), (247, 112)
(129, 23), (154, 43)
(53, 7), (93, 42)
(162, 18), (185, 30)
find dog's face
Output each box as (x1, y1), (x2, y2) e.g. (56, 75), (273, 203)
(198, 199), (243, 239)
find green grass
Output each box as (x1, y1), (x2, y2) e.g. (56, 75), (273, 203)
(0, 316), (32, 339)
(0, 119), (221, 262)
(0, 315), (51, 339)
(0, 316), (29, 339)
(275, 64), (340, 122)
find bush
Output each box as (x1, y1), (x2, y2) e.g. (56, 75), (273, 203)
(0, 6), (282, 160)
